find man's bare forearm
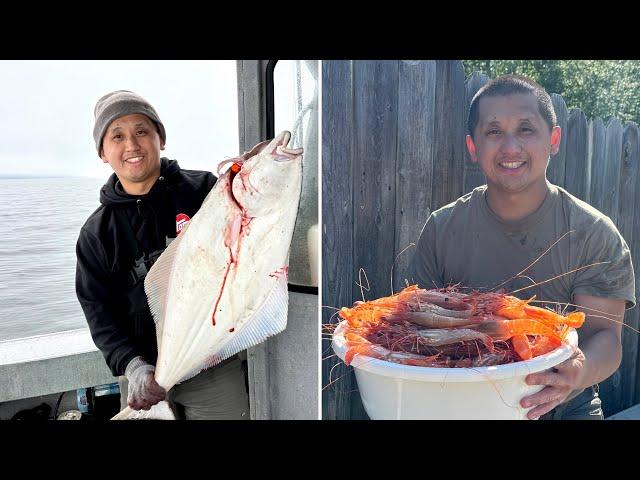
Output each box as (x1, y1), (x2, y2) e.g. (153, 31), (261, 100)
(577, 328), (622, 389)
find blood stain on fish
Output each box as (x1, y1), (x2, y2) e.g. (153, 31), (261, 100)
(212, 247), (234, 326)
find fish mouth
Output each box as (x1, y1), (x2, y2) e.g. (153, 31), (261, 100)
(274, 131), (291, 150)
(270, 131), (303, 161)
(273, 146), (304, 162)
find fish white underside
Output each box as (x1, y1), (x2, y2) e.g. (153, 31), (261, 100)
(152, 178), (299, 387)
(112, 152), (302, 420)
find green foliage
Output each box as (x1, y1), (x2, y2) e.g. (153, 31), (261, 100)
(462, 60), (640, 125)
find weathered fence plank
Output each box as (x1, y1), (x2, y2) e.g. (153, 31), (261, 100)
(564, 108), (590, 201)
(564, 108), (591, 201)
(549, 94), (568, 188)
(395, 60), (437, 292)
(618, 122), (640, 410)
(463, 72), (489, 194)
(603, 118), (623, 225)
(321, 60), (355, 420)
(431, 61), (465, 210)
(589, 118), (607, 212)
(352, 60), (399, 300)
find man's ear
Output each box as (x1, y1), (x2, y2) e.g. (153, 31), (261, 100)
(466, 135), (478, 163)
(100, 149), (108, 164)
(550, 126), (561, 155)
(160, 140), (166, 151)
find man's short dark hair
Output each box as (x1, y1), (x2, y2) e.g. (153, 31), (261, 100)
(467, 74), (557, 138)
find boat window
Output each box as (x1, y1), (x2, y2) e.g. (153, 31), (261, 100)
(273, 60), (319, 287)
(274, 60), (318, 150)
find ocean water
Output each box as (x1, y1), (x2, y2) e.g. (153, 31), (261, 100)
(0, 177), (106, 341)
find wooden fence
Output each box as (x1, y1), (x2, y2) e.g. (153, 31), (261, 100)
(322, 60), (640, 419)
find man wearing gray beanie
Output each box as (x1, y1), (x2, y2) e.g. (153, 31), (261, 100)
(92, 90), (167, 196)
(76, 90), (250, 419)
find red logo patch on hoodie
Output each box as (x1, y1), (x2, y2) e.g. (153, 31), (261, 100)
(176, 213), (191, 235)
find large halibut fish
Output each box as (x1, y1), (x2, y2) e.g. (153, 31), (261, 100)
(113, 131), (303, 419)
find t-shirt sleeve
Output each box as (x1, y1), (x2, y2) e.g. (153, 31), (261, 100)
(571, 216), (636, 309)
(409, 213), (445, 289)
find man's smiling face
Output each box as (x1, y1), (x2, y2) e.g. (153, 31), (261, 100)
(466, 92), (561, 196)
(100, 113), (164, 195)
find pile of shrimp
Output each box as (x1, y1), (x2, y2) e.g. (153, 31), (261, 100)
(337, 285), (585, 368)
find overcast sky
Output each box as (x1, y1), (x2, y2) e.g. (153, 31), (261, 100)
(0, 60), (240, 178)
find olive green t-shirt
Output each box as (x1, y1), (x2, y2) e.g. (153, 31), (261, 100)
(410, 184), (635, 406)
(411, 184), (636, 311)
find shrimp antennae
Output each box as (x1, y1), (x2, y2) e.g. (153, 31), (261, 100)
(527, 299), (624, 320)
(516, 274), (538, 287)
(491, 230), (575, 292)
(355, 268), (371, 302)
(390, 243), (416, 295)
(322, 305), (341, 311)
(507, 261), (610, 295)
(322, 353), (339, 361)
(322, 369), (350, 391)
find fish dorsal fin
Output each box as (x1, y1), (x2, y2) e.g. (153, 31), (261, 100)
(144, 221), (192, 345)
(179, 273), (289, 382)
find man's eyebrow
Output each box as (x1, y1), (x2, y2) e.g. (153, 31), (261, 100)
(478, 119), (502, 128)
(108, 121), (149, 132)
(480, 116), (537, 126)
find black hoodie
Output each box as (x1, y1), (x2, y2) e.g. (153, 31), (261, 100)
(75, 158), (217, 376)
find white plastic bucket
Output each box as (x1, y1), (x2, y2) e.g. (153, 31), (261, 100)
(332, 321), (578, 420)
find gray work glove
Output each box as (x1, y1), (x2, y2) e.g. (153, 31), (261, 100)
(125, 356), (167, 410)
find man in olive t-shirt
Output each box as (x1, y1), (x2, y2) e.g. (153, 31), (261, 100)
(411, 75), (636, 420)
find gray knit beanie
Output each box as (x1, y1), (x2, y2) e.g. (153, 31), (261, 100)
(93, 90), (166, 153)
